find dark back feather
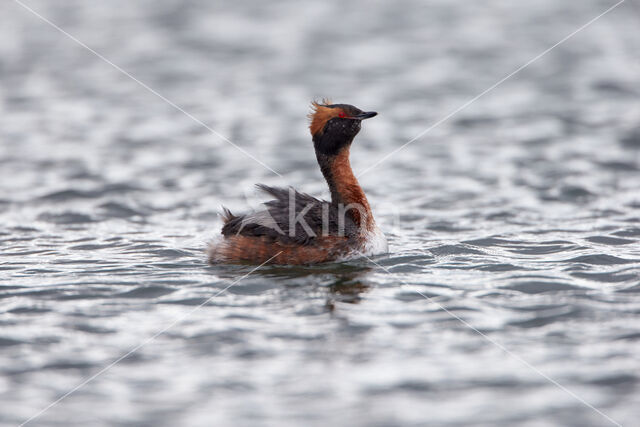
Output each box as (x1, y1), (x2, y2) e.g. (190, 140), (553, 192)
(221, 185), (358, 245)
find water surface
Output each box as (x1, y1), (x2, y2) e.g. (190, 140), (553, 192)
(1, 0), (640, 426)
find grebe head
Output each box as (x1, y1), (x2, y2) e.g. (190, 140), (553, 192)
(309, 101), (377, 156)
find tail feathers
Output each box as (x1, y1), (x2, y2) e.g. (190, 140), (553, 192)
(221, 206), (235, 223)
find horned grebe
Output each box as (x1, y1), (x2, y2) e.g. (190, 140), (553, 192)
(207, 101), (388, 265)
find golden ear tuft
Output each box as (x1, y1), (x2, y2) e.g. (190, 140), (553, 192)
(308, 98), (332, 119)
(308, 98), (339, 136)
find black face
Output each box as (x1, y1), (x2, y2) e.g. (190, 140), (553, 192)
(313, 104), (377, 156)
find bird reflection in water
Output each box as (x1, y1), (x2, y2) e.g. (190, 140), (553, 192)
(325, 274), (370, 309)
(213, 262), (373, 308)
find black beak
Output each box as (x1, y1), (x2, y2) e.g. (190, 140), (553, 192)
(353, 111), (377, 120)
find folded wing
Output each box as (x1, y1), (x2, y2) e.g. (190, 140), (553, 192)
(221, 184), (358, 245)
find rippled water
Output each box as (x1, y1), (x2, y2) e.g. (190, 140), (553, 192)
(2, 0), (640, 426)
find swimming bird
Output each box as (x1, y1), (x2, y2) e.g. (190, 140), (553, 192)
(207, 101), (388, 265)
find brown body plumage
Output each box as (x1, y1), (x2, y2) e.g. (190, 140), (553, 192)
(207, 101), (387, 265)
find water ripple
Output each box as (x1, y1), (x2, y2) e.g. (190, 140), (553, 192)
(1, 0), (639, 425)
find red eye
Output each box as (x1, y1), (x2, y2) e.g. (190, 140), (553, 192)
(338, 111), (346, 118)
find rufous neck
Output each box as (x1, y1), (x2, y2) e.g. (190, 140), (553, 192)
(316, 147), (374, 230)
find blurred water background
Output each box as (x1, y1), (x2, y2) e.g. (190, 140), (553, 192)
(1, 0), (640, 425)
